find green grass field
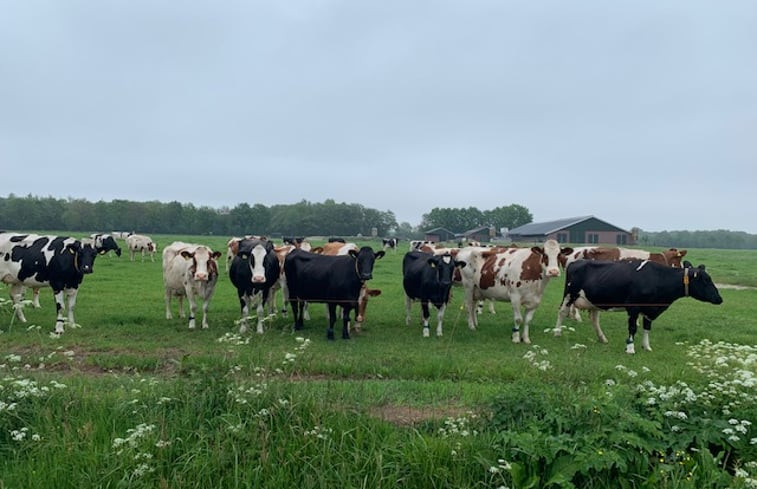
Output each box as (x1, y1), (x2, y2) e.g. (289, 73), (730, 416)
(1, 234), (755, 488)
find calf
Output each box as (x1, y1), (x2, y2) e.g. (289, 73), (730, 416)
(0, 233), (100, 333)
(163, 242), (221, 329)
(403, 251), (466, 337)
(284, 246), (385, 340)
(229, 239), (281, 333)
(126, 234), (157, 262)
(459, 239), (573, 343)
(555, 259), (722, 353)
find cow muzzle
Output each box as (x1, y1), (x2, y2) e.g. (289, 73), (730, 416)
(253, 275), (266, 283)
(194, 272), (209, 281)
(82, 266), (93, 274)
(360, 273), (373, 281)
(546, 268), (560, 277)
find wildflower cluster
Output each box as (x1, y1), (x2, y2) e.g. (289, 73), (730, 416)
(112, 422), (169, 480)
(281, 337), (312, 369)
(522, 345), (552, 371)
(217, 332), (251, 346)
(1, 375), (66, 447)
(304, 425), (333, 440)
(686, 340), (756, 416)
(438, 412), (479, 438)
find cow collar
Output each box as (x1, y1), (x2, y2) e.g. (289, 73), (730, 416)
(683, 267), (690, 296)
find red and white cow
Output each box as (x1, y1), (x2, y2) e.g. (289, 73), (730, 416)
(126, 234), (157, 262)
(556, 246), (688, 323)
(313, 241), (359, 256)
(162, 242), (221, 329)
(459, 239), (573, 343)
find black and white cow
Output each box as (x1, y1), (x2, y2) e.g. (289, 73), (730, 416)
(90, 233), (123, 257)
(25, 233), (122, 310)
(0, 233), (101, 333)
(403, 251), (466, 337)
(554, 259), (723, 353)
(284, 246), (385, 340)
(382, 237), (400, 252)
(229, 239), (281, 334)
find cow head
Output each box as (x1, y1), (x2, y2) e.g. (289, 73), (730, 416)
(532, 240), (572, 278)
(428, 253), (466, 287)
(239, 239), (273, 283)
(69, 241), (99, 274)
(348, 247), (385, 281)
(683, 261), (723, 305)
(663, 248), (688, 268)
(181, 247), (221, 281)
(96, 234), (122, 257)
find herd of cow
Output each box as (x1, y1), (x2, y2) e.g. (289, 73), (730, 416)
(0, 232), (723, 353)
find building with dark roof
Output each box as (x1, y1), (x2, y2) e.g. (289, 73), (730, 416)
(423, 227), (457, 242)
(507, 216), (634, 245)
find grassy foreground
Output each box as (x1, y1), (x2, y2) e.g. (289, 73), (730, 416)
(1, 235), (756, 488)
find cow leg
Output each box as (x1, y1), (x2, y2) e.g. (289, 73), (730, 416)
(9, 284), (28, 323)
(178, 295), (186, 318)
(279, 282), (289, 317)
(590, 310), (607, 343)
(239, 293), (250, 333)
(32, 288), (41, 308)
(554, 295), (571, 337)
(187, 290), (197, 329)
(488, 299), (496, 315)
(404, 295), (413, 326)
(65, 288), (77, 327)
(303, 301), (310, 320)
(165, 289), (173, 320)
(476, 300), (484, 315)
(255, 290), (268, 334)
(570, 305), (583, 322)
(421, 301), (431, 337)
(326, 303), (338, 340)
(341, 305), (351, 339)
(201, 297), (210, 329)
(625, 311), (639, 354)
(511, 299), (524, 343)
(520, 307), (536, 344)
(464, 287), (478, 330)
(435, 303), (446, 337)
(641, 316), (653, 352)
(291, 299), (304, 331)
(53, 289), (66, 334)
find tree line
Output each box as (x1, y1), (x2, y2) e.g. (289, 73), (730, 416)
(2, 194), (755, 248)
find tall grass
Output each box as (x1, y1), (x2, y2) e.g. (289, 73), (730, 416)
(1, 236), (755, 488)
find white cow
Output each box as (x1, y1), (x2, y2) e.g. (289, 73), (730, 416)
(459, 239), (573, 343)
(162, 241), (221, 329)
(127, 234), (157, 262)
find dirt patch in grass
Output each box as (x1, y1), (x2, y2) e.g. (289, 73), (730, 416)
(369, 404), (471, 427)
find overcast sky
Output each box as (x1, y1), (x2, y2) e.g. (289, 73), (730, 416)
(1, 1), (755, 233)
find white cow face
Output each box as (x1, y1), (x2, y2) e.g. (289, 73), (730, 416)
(181, 247), (220, 281)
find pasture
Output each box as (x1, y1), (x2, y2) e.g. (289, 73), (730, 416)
(1, 233), (755, 488)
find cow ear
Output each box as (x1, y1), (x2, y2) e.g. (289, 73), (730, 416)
(560, 247), (574, 255)
(348, 249), (359, 259)
(679, 250), (688, 257)
(698, 264), (706, 271)
(683, 260), (693, 268)
(240, 253), (249, 260)
(212, 251), (222, 259)
(427, 258), (436, 267)
(67, 242), (80, 253)
(530, 246), (544, 255)
(456, 260), (466, 269)
(367, 289), (382, 297)
(374, 250), (385, 259)
(180, 251), (193, 259)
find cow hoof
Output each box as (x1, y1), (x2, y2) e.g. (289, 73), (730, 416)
(423, 328), (430, 338)
(342, 334), (350, 340)
(239, 325), (248, 334)
(522, 337), (531, 344)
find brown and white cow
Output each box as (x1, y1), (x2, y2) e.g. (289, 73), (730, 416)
(556, 246), (688, 323)
(459, 239), (573, 343)
(312, 241), (359, 256)
(163, 242), (222, 329)
(126, 234), (157, 262)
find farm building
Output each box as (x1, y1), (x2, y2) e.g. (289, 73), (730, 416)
(423, 227), (457, 243)
(458, 225), (496, 243)
(507, 215), (635, 245)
